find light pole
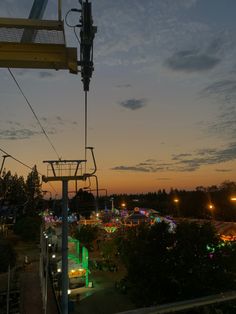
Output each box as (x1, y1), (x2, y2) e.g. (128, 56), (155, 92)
(231, 197), (236, 220)
(207, 203), (215, 220)
(110, 197), (114, 212)
(121, 202), (126, 210)
(173, 198), (180, 217)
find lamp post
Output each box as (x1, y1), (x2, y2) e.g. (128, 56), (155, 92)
(110, 197), (114, 212)
(173, 198), (180, 217)
(207, 203), (215, 220)
(231, 197), (236, 220)
(121, 202), (126, 209)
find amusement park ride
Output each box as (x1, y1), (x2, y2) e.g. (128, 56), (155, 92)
(0, 1), (97, 313)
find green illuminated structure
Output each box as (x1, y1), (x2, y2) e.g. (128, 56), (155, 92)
(67, 237), (89, 287)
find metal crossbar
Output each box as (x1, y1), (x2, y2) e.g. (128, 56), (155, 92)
(0, 18), (78, 73)
(0, 18), (65, 44)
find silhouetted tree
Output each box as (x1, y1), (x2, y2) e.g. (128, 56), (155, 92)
(24, 165), (42, 216)
(70, 189), (95, 218)
(13, 215), (41, 242)
(74, 225), (99, 250)
(118, 221), (236, 307)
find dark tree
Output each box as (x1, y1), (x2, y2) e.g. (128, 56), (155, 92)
(24, 165), (42, 216)
(70, 189), (95, 218)
(74, 225), (99, 250)
(13, 215), (41, 242)
(118, 221), (236, 307)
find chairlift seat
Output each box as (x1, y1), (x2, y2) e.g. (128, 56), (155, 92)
(0, 17), (78, 73)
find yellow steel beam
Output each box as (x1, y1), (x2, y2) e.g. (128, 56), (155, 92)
(0, 17), (63, 30)
(0, 42), (78, 74)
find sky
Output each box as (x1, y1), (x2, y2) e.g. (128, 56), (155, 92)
(0, 0), (236, 197)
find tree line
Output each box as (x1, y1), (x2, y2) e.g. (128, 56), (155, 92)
(105, 181), (236, 221)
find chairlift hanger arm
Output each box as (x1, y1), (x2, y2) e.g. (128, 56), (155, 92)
(0, 154), (10, 176)
(85, 146), (97, 175)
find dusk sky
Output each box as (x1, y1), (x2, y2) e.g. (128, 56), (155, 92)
(0, 0), (236, 197)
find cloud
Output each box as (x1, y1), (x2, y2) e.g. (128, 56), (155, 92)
(172, 144), (236, 171)
(172, 153), (193, 161)
(215, 169), (232, 172)
(112, 142), (236, 173)
(119, 98), (147, 110)
(0, 128), (40, 140)
(201, 80), (236, 103)
(40, 116), (78, 127)
(0, 115), (79, 141)
(200, 80), (236, 140)
(112, 165), (151, 172)
(94, 0), (206, 68)
(165, 49), (221, 72)
(112, 161), (171, 173)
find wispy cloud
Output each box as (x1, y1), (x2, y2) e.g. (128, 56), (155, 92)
(0, 128), (40, 140)
(94, 0), (206, 67)
(215, 169), (232, 172)
(112, 143), (236, 173)
(172, 144), (236, 171)
(0, 115), (78, 140)
(112, 166), (151, 173)
(119, 98), (147, 110)
(200, 82), (236, 139)
(165, 49), (220, 72)
(201, 80), (236, 103)
(40, 116), (78, 127)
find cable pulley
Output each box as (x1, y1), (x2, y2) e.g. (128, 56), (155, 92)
(78, 0), (97, 91)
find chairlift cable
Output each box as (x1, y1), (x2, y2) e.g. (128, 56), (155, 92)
(84, 90), (88, 172)
(0, 147), (57, 193)
(7, 68), (61, 160)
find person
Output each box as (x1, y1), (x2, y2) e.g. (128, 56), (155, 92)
(24, 255), (29, 265)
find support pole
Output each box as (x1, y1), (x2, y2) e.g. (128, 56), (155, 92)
(6, 264), (10, 314)
(61, 179), (68, 314)
(0, 154), (10, 176)
(58, 0), (62, 21)
(42, 159), (97, 313)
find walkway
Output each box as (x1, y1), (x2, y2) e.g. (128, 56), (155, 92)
(20, 261), (43, 314)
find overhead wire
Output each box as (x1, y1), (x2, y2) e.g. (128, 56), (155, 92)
(84, 90), (88, 172)
(7, 68), (61, 160)
(65, 7), (90, 174)
(0, 147), (32, 171)
(0, 147), (57, 194)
